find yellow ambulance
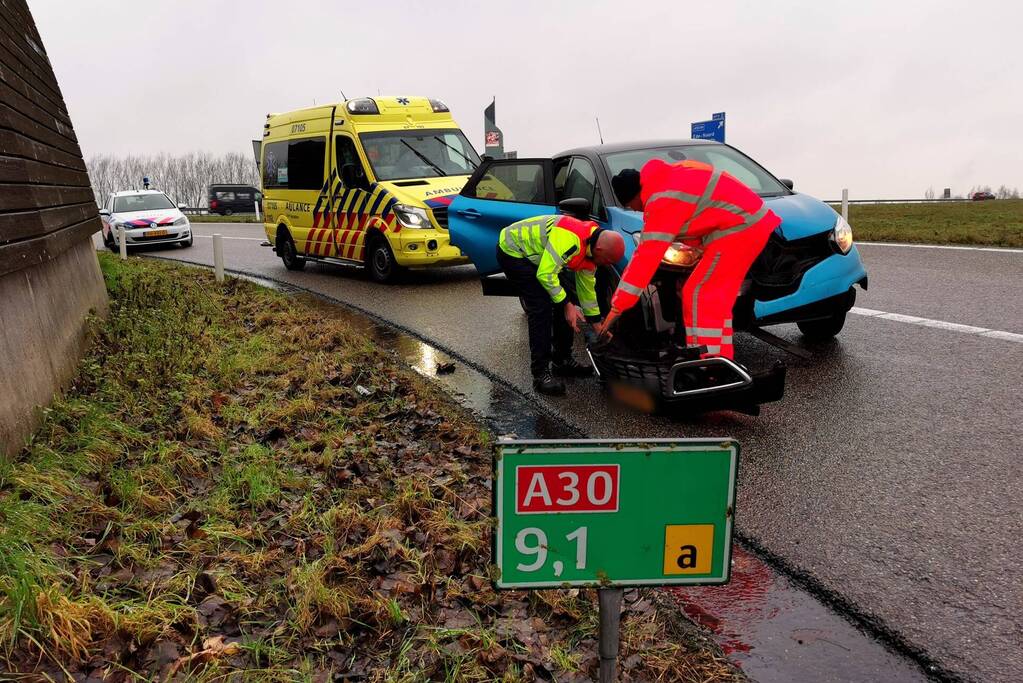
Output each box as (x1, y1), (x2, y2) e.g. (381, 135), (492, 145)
(258, 96), (480, 282)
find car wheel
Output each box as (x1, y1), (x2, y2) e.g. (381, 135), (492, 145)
(519, 296), (529, 314)
(797, 310), (847, 341)
(224, 208), (233, 216)
(106, 230), (120, 252)
(277, 229), (306, 271)
(179, 233), (193, 248)
(366, 235), (403, 283)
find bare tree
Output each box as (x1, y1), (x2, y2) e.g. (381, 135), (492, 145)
(86, 151), (260, 207)
(995, 185), (1020, 199)
(924, 186), (935, 200)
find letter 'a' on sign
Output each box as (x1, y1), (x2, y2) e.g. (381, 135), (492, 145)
(662, 524), (714, 575)
(494, 439), (737, 589)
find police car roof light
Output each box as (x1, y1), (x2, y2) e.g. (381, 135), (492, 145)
(346, 98), (379, 115)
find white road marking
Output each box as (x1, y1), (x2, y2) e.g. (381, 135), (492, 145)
(192, 234), (265, 242)
(851, 307), (1023, 343)
(858, 241), (1023, 254)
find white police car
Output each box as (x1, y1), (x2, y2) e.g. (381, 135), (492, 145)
(99, 190), (192, 250)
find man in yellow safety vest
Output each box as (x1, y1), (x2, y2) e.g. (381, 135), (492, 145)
(497, 214), (625, 395)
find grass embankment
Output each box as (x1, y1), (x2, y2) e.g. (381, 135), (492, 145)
(189, 214), (262, 223)
(0, 255), (736, 681)
(827, 199), (1023, 247)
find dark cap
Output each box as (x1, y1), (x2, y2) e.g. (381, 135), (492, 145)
(611, 168), (641, 206)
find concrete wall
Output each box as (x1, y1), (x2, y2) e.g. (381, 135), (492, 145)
(0, 239), (107, 456)
(0, 0), (108, 457)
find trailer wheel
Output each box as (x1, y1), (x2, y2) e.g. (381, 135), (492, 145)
(797, 310), (847, 341)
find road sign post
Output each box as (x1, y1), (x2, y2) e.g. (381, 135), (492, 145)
(494, 439), (738, 678)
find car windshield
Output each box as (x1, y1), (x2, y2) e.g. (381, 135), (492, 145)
(359, 129), (481, 181)
(113, 193), (175, 213)
(602, 144), (789, 200)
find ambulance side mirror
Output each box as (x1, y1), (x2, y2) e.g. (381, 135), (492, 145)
(558, 197), (591, 219)
(780, 178), (794, 190)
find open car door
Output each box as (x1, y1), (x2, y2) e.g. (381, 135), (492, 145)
(448, 158), (556, 275)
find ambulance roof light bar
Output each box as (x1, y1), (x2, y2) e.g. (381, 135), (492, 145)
(346, 98), (379, 115)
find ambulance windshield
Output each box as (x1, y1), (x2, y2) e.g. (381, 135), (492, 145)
(360, 129), (481, 181)
(602, 145), (790, 198)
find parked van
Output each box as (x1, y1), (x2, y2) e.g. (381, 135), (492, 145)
(258, 96), (480, 282)
(208, 184), (261, 215)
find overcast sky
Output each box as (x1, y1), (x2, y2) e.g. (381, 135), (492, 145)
(31, 0), (1023, 199)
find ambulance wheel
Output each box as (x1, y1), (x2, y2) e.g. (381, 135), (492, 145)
(277, 229), (305, 271)
(797, 311), (847, 341)
(366, 235), (403, 283)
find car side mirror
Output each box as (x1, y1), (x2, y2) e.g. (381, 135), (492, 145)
(177, 203), (187, 210)
(99, 209), (110, 217)
(558, 197), (591, 219)
(780, 178), (794, 191)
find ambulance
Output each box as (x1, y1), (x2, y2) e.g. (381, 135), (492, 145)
(258, 96), (480, 282)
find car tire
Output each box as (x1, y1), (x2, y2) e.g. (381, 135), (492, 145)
(224, 208), (233, 216)
(797, 311), (847, 341)
(179, 233), (193, 248)
(106, 230), (120, 252)
(277, 228), (305, 271)
(366, 235), (403, 283)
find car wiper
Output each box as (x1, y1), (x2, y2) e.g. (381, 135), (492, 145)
(401, 140), (447, 177)
(433, 136), (478, 169)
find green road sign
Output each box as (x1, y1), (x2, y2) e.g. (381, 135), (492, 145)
(493, 439), (737, 589)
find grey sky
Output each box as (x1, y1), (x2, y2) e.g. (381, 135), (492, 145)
(31, 0), (1023, 199)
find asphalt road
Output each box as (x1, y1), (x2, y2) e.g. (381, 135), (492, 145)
(103, 226), (1023, 682)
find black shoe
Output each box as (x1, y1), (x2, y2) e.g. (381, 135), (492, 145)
(533, 372), (566, 396)
(552, 358), (594, 378)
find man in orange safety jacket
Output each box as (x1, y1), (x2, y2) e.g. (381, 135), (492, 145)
(596, 159), (781, 359)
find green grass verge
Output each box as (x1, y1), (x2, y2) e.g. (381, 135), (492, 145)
(0, 254), (738, 681)
(828, 199), (1023, 247)
(189, 214), (262, 223)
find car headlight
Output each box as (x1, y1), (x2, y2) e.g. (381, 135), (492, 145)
(393, 204), (430, 229)
(173, 217), (188, 226)
(661, 241), (703, 268)
(832, 215), (853, 254)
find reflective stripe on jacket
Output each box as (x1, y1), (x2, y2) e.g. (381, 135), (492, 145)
(499, 215), (601, 317)
(609, 159), (782, 313)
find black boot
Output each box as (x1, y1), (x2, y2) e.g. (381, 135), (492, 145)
(533, 372), (566, 396)
(552, 358), (594, 378)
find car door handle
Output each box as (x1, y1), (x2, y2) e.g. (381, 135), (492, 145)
(457, 208), (481, 219)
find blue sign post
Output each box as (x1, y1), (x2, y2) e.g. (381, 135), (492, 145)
(691, 112), (726, 142)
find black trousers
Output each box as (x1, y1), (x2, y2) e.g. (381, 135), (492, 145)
(497, 246), (574, 377)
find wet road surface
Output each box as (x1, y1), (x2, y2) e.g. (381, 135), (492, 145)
(103, 225), (1023, 682)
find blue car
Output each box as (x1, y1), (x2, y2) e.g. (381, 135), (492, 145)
(448, 140), (868, 411)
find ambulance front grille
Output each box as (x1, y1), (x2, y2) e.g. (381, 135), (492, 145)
(431, 206), (449, 229)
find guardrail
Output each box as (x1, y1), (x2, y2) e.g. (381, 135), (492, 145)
(823, 198), (973, 204)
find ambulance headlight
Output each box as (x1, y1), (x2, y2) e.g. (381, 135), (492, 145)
(428, 98), (449, 113)
(661, 241), (703, 268)
(393, 204), (430, 229)
(831, 215), (854, 254)
(346, 98), (379, 115)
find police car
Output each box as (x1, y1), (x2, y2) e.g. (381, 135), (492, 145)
(99, 190), (193, 250)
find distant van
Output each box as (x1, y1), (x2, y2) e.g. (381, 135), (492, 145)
(208, 184), (261, 215)
(257, 95), (479, 282)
